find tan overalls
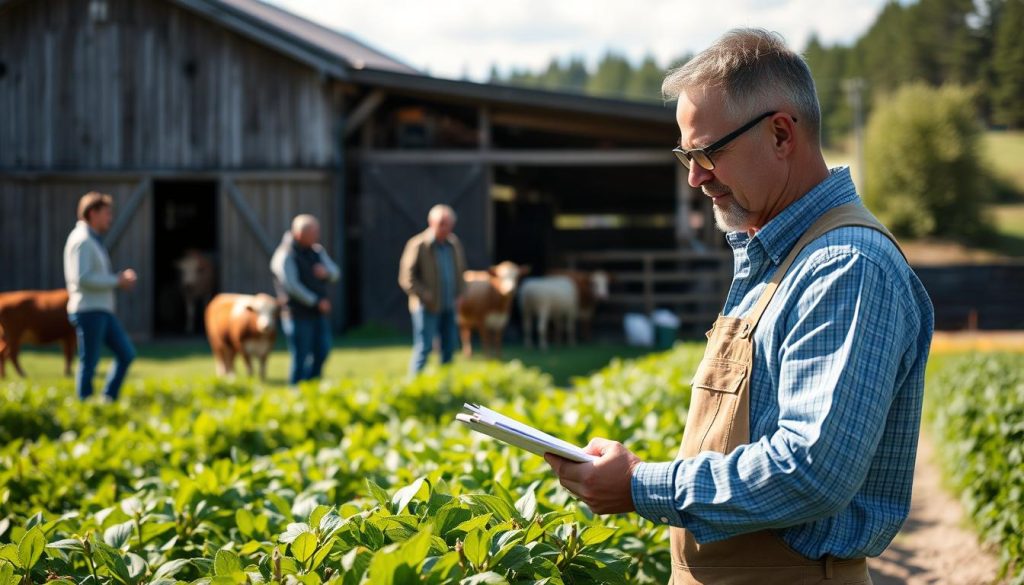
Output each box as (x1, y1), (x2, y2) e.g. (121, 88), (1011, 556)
(670, 204), (903, 585)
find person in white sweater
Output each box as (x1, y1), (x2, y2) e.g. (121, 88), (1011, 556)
(63, 192), (138, 401)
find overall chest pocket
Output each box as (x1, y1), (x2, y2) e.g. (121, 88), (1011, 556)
(685, 358), (748, 455)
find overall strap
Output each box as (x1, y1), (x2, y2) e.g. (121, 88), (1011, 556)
(741, 203), (905, 335)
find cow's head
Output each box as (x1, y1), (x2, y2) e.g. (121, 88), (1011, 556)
(590, 270), (610, 300)
(489, 262), (528, 296)
(176, 250), (212, 295)
(244, 293), (278, 334)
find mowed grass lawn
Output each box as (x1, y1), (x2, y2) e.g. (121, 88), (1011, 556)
(4, 336), (663, 389)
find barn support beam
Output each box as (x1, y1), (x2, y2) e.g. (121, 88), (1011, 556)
(360, 149), (672, 165)
(222, 176), (276, 257)
(334, 88), (348, 333)
(343, 89), (385, 140)
(479, 105), (494, 259)
(104, 177), (151, 251)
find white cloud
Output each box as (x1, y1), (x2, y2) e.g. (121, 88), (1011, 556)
(267, 0), (887, 81)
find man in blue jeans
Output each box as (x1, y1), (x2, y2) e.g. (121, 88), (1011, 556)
(398, 204), (467, 375)
(63, 192), (138, 401)
(271, 214), (340, 386)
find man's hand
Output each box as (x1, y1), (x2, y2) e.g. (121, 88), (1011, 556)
(318, 299), (331, 314)
(118, 269), (138, 291)
(544, 438), (642, 514)
(313, 263), (329, 280)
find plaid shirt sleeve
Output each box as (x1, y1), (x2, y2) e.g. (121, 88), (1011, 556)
(631, 248), (922, 545)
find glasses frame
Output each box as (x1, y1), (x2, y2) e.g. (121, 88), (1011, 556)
(673, 110), (786, 171)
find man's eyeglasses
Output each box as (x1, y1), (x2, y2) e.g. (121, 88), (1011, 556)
(673, 111), (791, 171)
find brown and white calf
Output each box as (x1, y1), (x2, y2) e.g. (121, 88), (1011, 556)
(204, 293), (278, 380)
(176, 249), (215, 334)
(0, 289), (77, 378)
(457, 261), (528, 358)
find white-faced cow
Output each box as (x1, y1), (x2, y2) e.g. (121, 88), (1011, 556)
(457, 261), (528, 358)
(176, 249), (215, 334)
(204, 293), (277, 380)
(547, 269), (611, 341)
(518, 276), (580, 351)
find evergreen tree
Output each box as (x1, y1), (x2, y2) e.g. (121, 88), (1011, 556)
(993, 0), (1024, 127)
(625, 54), (664, 101)
(586, 51), (633, 98)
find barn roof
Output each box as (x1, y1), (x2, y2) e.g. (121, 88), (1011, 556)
(180, 0), (675, 124)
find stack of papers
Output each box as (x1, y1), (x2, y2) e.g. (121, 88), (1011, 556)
(456, 403), (595, 463)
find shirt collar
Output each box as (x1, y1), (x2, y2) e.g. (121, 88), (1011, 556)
(78, 220), (102, 241)
(742, 166), (860, 265)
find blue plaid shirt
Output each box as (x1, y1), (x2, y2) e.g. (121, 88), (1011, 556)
(631, 167), (934, 559)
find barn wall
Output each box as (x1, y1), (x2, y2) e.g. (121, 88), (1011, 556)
(221, 178), (335, 298)
(0, 0), (335, 170)
(0, 178), (153, 337)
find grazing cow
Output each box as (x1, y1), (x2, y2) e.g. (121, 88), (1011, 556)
(204, 293), (278, 380)
(457, 261), (528, 358)
(548, 269), (611, 341)
(518, 276), (580, 351)
(175, 249), (216, 334)
(0, 289), (76, 378)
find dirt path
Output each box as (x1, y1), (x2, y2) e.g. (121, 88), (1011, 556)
(868, 432), (1004, 585)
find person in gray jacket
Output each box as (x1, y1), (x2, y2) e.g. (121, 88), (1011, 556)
(270, 214), (340, 385)
(63, 192), (137, 401)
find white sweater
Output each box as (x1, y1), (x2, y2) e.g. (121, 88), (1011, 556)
(63, 221), (119, 314)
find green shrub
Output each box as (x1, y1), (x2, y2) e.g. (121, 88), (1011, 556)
(928, 353), (1024, 583)
(863, 83), (993, 240)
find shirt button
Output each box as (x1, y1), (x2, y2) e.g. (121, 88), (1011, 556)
(660, 516), (669, 523)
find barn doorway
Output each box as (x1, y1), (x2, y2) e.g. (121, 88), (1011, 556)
(152, 180), (219, 336)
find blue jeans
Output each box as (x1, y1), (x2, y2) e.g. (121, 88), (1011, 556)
(409, 308), (457, 375)
(282, 314), (331, 385)
(68, 310), (136, 401)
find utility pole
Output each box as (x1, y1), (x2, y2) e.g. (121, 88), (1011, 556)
(842, 78), (866, 190)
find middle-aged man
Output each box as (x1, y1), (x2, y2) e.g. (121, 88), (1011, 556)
(63, 191), (138, 402)
(545, 29), (934, 585)
(399, 204), (467, 375)
(271, 214), (340, 385)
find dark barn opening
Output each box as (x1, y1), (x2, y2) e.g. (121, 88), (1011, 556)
(152, 180), (219, 336)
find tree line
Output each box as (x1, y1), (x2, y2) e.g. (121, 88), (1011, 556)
(488, 0), (1024, 144)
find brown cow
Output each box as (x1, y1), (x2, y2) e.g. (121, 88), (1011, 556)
(204, 293), (278, 380)
(457, 261), (528, 358)
(0, 289), (77, 378)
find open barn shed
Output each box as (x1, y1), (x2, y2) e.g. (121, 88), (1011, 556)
(0, 0), (729, 339)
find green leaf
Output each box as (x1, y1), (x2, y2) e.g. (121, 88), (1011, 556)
(366, 544), (401, 585)
(309, 536), (336, 572)
(0, 562), (13, 585)
(459, 571), (508, 584)
(451, 513), (491, 535)
(279, 522), (312, 544)
(462, 528), (489, 569)
(366, 479), (391, 511)
(515, 489), (538, 522)
(492, 543), (530, 572)
(120, 497), (143, 517)
(214, 549), (242, 576)
(580, 525), (617, 547)
(0, 544), (20, 568)
(104, 520), (135, 549)
(398, 527), (433, 568)
(126, 552), (147, 581)
(151, 558), (191, 581)
(93, 541), (132, 585)
(139, 521), (175, 545)
(17, 526), (45, 572)
(308, 505), (331, 531)
(235, 509), (256, 538)
(391, 478), (425, 514)
(47, 539), (86, 554)
(464, 495), (517, 523)
(291, 532), (317, 565)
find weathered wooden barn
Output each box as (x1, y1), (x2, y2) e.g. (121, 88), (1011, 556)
(0, 0), (728, 338)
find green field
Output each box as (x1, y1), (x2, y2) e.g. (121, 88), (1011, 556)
(4, 338), (660, 389)
(984, 131), (1024, 197)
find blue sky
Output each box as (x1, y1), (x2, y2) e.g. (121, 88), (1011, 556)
(268, 0), (889, 81)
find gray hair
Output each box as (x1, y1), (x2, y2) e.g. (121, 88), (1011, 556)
(428, 204), (456, 224)
(662, 28), (821, 143)
(291, 214), (319, 235)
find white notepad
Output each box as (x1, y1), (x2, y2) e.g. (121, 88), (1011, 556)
(456, 403), (596, 463)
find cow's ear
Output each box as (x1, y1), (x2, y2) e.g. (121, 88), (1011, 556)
(487, 267), (497, 277)
(244, 304), (256, 313)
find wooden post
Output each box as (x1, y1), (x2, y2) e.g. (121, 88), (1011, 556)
(643, 254), (654, 314)
(104, 177), (150, 251)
